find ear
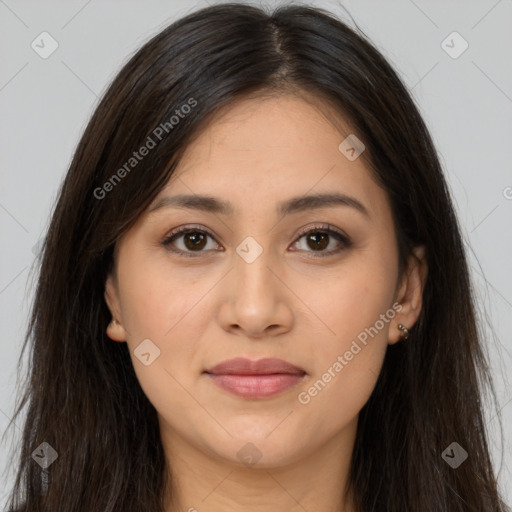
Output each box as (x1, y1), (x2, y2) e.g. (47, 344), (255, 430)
(389, 245), (428, 344)
(104, 272), (128, 343)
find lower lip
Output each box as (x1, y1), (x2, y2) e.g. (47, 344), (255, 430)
(205, 373), (306, 399)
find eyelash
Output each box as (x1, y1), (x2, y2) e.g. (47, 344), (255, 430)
(161, 223), (352, 259)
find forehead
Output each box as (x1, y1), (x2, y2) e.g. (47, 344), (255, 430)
(151, 94), (387, 221)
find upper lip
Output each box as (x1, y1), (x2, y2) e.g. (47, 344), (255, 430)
(205, 357), (306, 375)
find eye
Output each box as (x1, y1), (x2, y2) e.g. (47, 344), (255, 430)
(161, 225), (222, 257)
(290, 224), (352, 257)
(161, 223), (351, 258)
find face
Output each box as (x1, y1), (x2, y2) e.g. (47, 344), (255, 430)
(104, 93), (426, 470)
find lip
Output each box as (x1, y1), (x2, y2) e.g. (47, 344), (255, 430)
(204, 357), (306, 399)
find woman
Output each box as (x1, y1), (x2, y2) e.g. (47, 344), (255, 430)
(4, 2), (509, 511)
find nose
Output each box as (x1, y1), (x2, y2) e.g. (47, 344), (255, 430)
(217, 242), (294, 339)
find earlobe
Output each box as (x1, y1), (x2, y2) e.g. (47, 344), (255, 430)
(104, 274), (128, 343)
(106, 318), (127, 343)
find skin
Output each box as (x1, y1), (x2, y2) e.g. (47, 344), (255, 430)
(104, 93), (427, 512)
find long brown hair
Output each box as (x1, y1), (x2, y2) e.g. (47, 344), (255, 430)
(3, 3), (509, 511)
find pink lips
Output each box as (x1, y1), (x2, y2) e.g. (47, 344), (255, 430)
(204, 357), (306, 399)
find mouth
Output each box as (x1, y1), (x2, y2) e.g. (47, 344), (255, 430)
(203, 357), (307, 399)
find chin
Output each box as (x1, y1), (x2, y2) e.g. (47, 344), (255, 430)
(207, 431), (309, 470)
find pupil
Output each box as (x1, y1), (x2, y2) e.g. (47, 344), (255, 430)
(308, 232), (328, 250)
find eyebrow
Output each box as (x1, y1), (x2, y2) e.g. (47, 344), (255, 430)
(148, 192), (371, 219)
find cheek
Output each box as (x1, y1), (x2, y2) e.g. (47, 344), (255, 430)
(293, 251), (395, 429)
(296, 343), (385, 447)
(116, 253), (219, 387)
(303, 251), (396, 344)
(117, 255), (204, 341)
(118, 269), (207, 415)
(296, 279), (393, 439)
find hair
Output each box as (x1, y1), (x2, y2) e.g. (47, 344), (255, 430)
(3, 2), (509, 511)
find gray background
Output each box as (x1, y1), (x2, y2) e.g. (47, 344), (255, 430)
(1, 0), (511, 505)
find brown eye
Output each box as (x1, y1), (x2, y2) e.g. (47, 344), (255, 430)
(162, 224), (351, 259)
(162, 227), (221, 256)
(292, 225), (352, 257)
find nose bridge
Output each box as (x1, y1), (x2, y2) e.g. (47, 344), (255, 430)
(233, 234), (276, 299)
